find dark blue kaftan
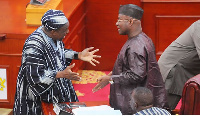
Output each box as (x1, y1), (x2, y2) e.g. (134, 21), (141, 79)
(13, 26), (78, 115)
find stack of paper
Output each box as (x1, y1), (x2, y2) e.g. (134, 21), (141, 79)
(72, 105), (122, 115)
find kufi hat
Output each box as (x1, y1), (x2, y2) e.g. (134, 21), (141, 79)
(119, 4), (144, 20)
(41, 9), (69, 31)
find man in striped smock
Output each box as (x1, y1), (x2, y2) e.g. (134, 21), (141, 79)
(13, 9), (100, 115)
(131, 87), (171, 115)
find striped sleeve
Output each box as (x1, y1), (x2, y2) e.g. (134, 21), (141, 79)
(134, 107), (171, 115)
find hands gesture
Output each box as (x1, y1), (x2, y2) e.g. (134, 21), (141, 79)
(79, 47), (101, 66)
(56, 63), (81, 81)
(92, 72), (112, 92)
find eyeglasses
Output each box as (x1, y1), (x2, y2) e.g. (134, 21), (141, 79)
(116, 18), (137, 23)
(117, 19), (130, 23)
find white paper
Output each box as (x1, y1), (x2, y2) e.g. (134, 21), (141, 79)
(0, 68), (7, 99)
(53, 104), (61, 115)
(72, 105), (122, 115)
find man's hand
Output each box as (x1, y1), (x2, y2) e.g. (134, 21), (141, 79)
(92, 74), (111, 93)
(56, 63), (81, 81)
(79, 47), (101, 66)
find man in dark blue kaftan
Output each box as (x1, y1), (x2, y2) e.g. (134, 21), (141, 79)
(13, 10), (100, 115)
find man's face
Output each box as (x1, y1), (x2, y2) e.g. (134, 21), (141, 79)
(116, 14), (131, 35)
(53, 22), (69, 41)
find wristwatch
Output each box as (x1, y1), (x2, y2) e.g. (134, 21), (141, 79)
(74, 52), (79, 59)
(109, 78), (114, 84)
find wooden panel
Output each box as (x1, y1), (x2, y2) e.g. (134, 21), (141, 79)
(0, 34), (26, 108)
(64, 0), (84, 18)
(155, 16), (200, 56)
(0, 57), (21, 108)
(86, 13), (118, 32)
(63, 0), (86, 71)
(85, 0), (141, 70)
(0, 34), (27, 54)
(74, 26), (86, 70)
(142, 1), (200, 60)
(0, 0), (38, 34)
(68, 34), (84, 71)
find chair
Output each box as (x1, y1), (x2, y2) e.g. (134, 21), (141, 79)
(178, 74), (200, 115)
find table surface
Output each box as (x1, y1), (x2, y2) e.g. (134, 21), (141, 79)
(42, 101), (109, 115)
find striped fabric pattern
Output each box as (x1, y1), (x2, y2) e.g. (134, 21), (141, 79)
(41, 9), (69, 31)
(134, 107), (171, 115)
(13, 26), (78, 115)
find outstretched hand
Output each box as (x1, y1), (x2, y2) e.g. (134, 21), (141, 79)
(92, 72), (112, 92)
(56, 63), (81, 81)
(79, 47), (101, 66)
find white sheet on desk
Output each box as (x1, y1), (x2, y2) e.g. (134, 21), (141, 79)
(72, 105), (122, 115)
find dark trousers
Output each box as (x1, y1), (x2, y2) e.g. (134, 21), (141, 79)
(165, 67), (182, 110)
(167, 93), (181, 110)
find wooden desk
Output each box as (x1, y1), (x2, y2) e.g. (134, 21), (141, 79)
(0, 108), (13, 115)
(42, 101), (109, 115)
(26, 0), (63, 25)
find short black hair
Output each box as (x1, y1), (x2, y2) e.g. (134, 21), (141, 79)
(119, 4), (143, 20)
(132, 87), (153, 106)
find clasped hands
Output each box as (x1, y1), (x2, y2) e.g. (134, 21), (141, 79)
(56, 47), (101, 81)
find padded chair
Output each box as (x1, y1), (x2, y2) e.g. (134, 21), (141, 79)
(178, 74), (200, 115)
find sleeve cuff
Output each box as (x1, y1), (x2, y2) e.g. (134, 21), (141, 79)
(64, 50), (78, 59)
(110, 75), (121, 84)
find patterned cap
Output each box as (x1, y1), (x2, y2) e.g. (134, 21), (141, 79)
(41, 9), (69, 31)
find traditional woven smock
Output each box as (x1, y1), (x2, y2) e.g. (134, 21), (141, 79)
(13, 26), (78, 115)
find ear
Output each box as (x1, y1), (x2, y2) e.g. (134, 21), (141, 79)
(130, 19), (139, 26)
(129, 19), (134, 26)
(135, 102), (138, 109)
